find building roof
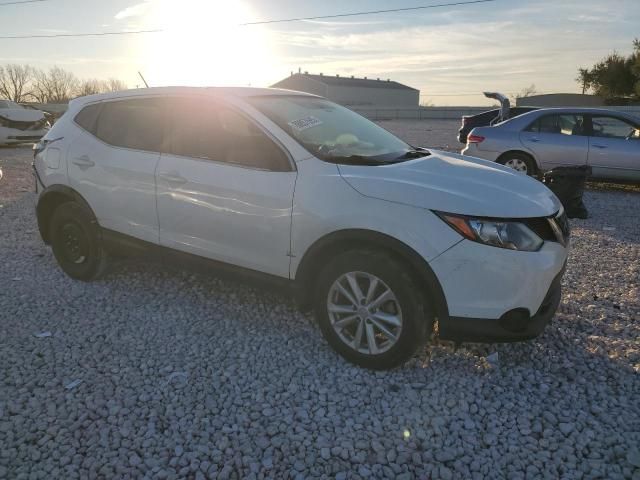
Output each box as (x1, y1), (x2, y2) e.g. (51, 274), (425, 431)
(272, 73), (419, 91)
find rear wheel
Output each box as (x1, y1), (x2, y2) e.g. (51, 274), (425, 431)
(314, 250), (432, 370)
(498, 152), (536, 176)
(49, 202), (108, 281)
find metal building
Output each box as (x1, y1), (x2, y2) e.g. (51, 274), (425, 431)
(271, 72), (420, 108)
(515, 93), (605, 107)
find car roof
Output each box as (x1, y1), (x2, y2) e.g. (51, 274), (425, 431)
(70, 86), (317, 108)
(495, 106), (640, 129)
(524, 107), (638, 115)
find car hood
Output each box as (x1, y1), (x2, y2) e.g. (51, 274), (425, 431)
(0, 108), (45, 122)
(337, 150), (561, 218)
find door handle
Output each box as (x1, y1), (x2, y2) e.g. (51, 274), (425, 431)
(72, 155), (95, 168)
(528, 137), (540, 143)
(592, 144), (607, 149)
(158, 171), (187, 185)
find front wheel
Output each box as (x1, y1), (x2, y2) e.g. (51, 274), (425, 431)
(314, 250), (432, 370)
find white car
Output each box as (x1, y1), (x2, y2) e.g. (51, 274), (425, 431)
(33, 87), (569, 369)
(0, 100), (50, 145)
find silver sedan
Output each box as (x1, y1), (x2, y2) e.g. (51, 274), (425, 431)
(462, 108), (640, 181)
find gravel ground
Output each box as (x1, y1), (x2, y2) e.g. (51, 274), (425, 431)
(1, 127), (639, 479)
(376, 119), (460, 152)
(0, 145), (35, 205)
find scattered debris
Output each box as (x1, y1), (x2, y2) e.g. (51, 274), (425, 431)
(486, 352), (500, 366)
(603, 226), (616, 231)
(167, 371), (188, 388)
(11, 277), (22, 281)
(33, 331), (52, 338)
(64, 379), (83, 390)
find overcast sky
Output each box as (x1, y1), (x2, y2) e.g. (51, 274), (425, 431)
(1, 0), (638, 105)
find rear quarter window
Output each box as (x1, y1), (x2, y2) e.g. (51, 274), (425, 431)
(74, 104), (101, 134)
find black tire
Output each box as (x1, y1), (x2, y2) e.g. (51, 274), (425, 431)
(498, 152), (537, 177)
(314, 250), (432, 370)
(49, 201), (108, 281)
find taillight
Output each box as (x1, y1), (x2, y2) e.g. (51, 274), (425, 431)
(467, 134), (485, 144)
(33, 140), (45, 158)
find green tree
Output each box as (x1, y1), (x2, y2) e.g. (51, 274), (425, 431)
(577, 39), (640, 101)
(633, 39), (640, 97)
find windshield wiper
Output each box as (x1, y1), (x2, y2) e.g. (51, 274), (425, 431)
(323, 155), (401, 166)
(395, 149), (431, 160)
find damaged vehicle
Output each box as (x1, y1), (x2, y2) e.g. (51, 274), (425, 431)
(34, 87), (569, 369)
(0, 100), (50, 146)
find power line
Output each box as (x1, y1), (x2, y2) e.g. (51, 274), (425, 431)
(0, 0), (48, 6)
(0, 29), (163, 39)
(239, 0), (498, 25)
(0, 0), (497, 38)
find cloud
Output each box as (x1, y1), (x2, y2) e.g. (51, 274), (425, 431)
(114, 2), (151, 20)
(267, 6), (637, 103)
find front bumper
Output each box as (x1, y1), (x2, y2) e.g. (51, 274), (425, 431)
(430, 233), (568, 342)
(439, 264), (565, 342)
(1, 127), (48, 144)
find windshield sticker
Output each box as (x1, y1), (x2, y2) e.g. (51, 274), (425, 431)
(288, 116), (323, 132)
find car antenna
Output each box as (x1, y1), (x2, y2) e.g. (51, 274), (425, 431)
(138, 71), (150, 88)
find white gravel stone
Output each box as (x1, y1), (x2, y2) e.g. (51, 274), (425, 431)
(1, 142), (639, 479)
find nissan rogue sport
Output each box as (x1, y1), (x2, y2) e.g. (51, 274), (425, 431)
(33, 87), (569, 370)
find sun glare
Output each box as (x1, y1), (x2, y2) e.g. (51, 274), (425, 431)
(140, 0), (274, 88)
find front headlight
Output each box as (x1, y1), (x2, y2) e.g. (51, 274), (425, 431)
(436, 212), (543, 251)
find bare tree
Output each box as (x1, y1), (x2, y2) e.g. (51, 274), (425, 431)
(1, 62), (128, 103)
(76, 78), (105, 97)
(104, 78), (127, 92)
(0, 64), (34, 102)
(75, 77), (128, 98)
(31, 66), (78, 103)
(513, 84), (537, 103)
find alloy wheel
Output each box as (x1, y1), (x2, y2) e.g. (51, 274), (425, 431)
(326, 271), (403, 355)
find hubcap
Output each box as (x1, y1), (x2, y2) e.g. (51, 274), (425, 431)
(504, 158), (528, 174)
(60, 223), (88, 264)
(327, 272), (403, 355)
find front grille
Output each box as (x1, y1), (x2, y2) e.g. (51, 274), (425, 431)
(524, 211), (570, 246)
(0, 116), (47, 131)
(524, 217), (556, 242)
(9, 135), (42, 141)
(554, 211), (570, 240)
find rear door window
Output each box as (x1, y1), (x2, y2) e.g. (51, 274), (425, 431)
(526, 114), (585, 135)
(94, 98), (164, 152)
(166, 97), (291, 171)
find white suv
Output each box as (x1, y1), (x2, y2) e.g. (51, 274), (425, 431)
(34, 87), (569, 369)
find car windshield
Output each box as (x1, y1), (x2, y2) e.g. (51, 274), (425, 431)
(248, 95), (428, 164)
